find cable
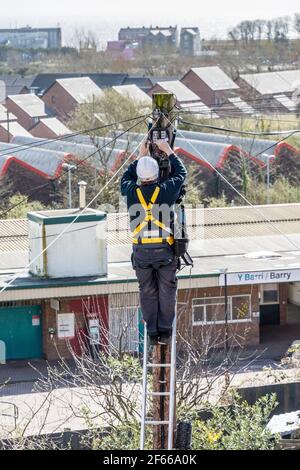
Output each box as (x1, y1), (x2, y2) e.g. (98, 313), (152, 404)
(0, 113), (151, 157)
(177, 117), (300, 137)
(163, 113), (300, 251)
(178, 108), (300, 123)
(0, 115), (148, 218)
(0, 119), (158, 297)
(178, 92), (300, 112)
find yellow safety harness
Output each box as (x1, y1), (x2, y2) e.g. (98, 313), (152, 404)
(132, 186), (174, 245)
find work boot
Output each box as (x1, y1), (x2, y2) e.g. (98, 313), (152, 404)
(158, 331), (172, 346)
(148, 334), (159, 346)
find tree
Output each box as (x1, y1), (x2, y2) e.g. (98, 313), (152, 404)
(66, 91), (151, 209)
(295, 13), (300, 36)
(192, 392), (278, 450)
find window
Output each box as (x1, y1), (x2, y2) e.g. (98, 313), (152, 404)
(261, 284), (279, 304)
(109, 305), (140, 353)
(192, 295), (251, 324)
(232, 296), (251, 320)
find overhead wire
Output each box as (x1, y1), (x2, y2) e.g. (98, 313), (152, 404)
(178, 109), (300, 124)
(0, 117), (157, 297)
(0, 115), (149, 219)
(177, 116), (300, 137)
(163, 113), (300, 251)
(0, 113), (151, 157)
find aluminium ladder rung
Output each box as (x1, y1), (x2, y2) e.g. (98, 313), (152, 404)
(140, 314), (177, 450)
(145, 420), (169, 425)
(147, 363), (171, 368)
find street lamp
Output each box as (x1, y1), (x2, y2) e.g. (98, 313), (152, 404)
(62, 163), (77, 209)
(262, 153), (274, 205)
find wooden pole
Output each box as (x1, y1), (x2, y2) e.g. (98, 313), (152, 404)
(152, 92), (176, 131)
(150, 92), (177, 450)
(152, 342), (175, 449)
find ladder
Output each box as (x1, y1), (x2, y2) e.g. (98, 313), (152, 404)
(140, 312), (177, 450)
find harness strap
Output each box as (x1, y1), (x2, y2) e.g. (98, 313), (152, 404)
(133, 186), (174, 245)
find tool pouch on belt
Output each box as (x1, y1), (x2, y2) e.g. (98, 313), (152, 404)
(173, 237), (189, 258)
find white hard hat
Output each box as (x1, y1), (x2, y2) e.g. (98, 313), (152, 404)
(136, 156), (159, 181)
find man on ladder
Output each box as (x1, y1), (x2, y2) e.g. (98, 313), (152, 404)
(121, 139), (187, 346)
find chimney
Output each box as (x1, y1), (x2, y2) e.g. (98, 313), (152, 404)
(78, 180), (87, 209)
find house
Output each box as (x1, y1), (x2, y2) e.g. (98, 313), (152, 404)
(181, 66), (240, 107)
(122, 75), (153, 93)
(0, 121), (31, 143)
(4, 93), (49, 131)
(180, 27), (201, 56)
(106, 40), (136, 60)
(0, 203), (300, 361)
(0, 74), (36, 100)
(146, 26), (178, 51)
(118, 26), (178, 51)
(236, 70), (300, 114)
(30, 117), (71, 139)
(30, 73), (128, 97)
(42, 77), (105, 120)
(0, 104), (17, 123)
(148, 80), (214, 116)
(112, 84), (152, 105)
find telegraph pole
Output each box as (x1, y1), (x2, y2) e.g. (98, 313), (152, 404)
(6, 109), (10, 143)
(150, 92), (177, 450)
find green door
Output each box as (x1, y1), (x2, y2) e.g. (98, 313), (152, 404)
(0, 305), (42, 360)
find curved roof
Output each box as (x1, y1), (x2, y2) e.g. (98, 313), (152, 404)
(0, 142), (69, 178)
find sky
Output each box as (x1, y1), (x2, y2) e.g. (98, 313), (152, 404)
(1, 0), (299, 21)
(1, 0), (300, 44)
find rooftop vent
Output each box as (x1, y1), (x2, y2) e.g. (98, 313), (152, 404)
(28, 208), (107, 279)
(244, 251), (282, 260)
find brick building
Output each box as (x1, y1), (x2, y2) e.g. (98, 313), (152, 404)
(118, 26), (178, 51)
(180, 28), (201, 56)
(236, 70), (300, 114)
(4, 93), (49, 131)
(0, 204), (299, 362)
(42, 77), (104, 120)
(148, 80), (214, 116)
(181, 66), (240, 107)
(30, 117), (71, 139)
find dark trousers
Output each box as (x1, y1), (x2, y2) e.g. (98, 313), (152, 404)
(132, 244), (178, 336)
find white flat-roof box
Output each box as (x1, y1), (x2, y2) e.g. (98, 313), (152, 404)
(28, 208), (107, 278)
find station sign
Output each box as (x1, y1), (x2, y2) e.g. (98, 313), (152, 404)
(219, 269), (300, 286)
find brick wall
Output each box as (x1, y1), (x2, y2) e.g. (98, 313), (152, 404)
(177, 284), (260, 349)
(42, 296), (108, 360)
(181, 70), (216, 106)
(5, 98), (34, 130)
(42, 82), (77, 120)
(31, 121), (56, 139)
(0, 126), (10, 143)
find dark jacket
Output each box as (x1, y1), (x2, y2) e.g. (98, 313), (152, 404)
(121, 154), (187, 239)
(121, 154), (187, 209)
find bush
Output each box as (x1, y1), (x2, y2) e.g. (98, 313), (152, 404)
(192, 392), (278, 450)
